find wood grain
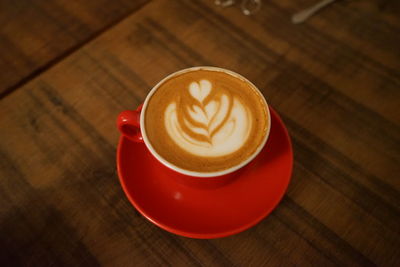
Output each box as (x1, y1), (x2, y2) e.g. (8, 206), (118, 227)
(0, 0), (399, 266)
(0, 0), (149, 97)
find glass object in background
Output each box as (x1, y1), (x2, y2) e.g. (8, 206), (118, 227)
(215, 0), (262, 16)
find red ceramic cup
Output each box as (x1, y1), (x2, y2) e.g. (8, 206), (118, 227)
(116, 67), (271, 188)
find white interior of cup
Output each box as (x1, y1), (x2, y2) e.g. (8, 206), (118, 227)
(140, 66), (271, 178)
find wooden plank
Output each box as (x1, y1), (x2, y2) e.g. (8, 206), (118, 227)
(185, 0), (400, 187)
(0, 0), (399, 265)
(0, 0), (149, 97)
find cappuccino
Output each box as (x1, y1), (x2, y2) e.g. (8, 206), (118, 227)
(144, 68), (269, 173)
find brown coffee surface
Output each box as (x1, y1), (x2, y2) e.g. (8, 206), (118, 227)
(144, 68), (269, 173)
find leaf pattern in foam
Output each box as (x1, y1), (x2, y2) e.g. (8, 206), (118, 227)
(204, 100), (218, 120)
(209, 94), (230, 134)
(184, 119), (209, 137)
(187, 82), (231, 139)
(188, 105), (208, 125)
(164, 80), (252, 157)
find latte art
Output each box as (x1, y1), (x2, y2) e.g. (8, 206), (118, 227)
(165, 80), (252, 157)
(144, 68), (269, 173)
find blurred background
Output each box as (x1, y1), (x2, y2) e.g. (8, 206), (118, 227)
(0, 0), (399, 266)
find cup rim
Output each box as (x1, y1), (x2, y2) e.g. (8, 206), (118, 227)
(140, 66), (271, 178)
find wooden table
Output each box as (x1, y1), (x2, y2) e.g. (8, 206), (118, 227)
(1, 0), (399, 265)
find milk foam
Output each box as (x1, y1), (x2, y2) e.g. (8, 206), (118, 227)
(164, 79), (252, 157)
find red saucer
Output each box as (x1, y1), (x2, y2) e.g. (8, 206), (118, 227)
(117, 107), (293, 239)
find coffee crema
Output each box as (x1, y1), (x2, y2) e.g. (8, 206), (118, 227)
(144, 69), (269, 173)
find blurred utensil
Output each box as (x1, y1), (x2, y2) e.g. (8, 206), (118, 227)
(292, 0), (336, 24)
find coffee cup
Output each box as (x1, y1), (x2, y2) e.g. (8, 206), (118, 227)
(117, 67), (271, 184)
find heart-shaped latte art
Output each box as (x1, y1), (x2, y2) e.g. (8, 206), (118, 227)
(189, 80), (211, 103)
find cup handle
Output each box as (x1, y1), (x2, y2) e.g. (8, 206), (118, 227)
(117, 105), (143, 142)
